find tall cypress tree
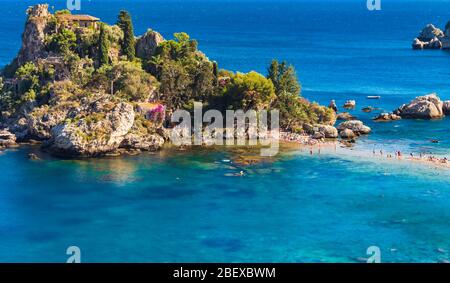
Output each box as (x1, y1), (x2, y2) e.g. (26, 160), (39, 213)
(117, 10), (135, 61)
(98, 23), (109, 67)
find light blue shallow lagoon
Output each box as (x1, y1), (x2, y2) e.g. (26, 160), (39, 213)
(1, 146), (450, 263)
(0, 0), (450, 262)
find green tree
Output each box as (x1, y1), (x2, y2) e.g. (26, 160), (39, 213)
(98, 23), (110, 67)
(117, 10), (135, 60)
(47, 28), (76, 54)
(93, 61), (158, 102)
(212, 61), (219, 78)
(54, 9), (71, 16)
(267, 60), (301, 97)
(148, 32), (216, 110)
(15, 62), (39, 96)
(222, 71), (276, 111)
(157, 60), (191, 109)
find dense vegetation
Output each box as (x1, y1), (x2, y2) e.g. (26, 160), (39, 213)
(0, 8), (335, 134)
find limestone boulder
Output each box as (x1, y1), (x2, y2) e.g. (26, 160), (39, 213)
(395, 93), (444, 119)
(337, 120), (371, 135)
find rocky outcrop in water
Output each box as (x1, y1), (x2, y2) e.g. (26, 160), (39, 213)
(373, 113), (401, 122)
(412, 24), (445, 50)
(394, 93), (444, 119)
(336, 112), (356, 121)
(0, 129), (17, 147)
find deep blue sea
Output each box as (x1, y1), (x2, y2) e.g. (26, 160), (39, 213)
(0, 0), (450, 262)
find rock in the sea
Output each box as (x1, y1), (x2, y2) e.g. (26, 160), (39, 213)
(0, 129), (17, 147)
(419, 24), (444, 41)
(412, 38), (425, 50)
(373, 113), (401, 122)
(343, 100), (356, 109)
(48, 103), (135, 157)
(337, 120), (371, 135)
(362, 106), (373, 113)
(394, 93), (444, 119)
(336, 112), (356, 121)
(412, 24), (445, 50)
(412, 37), (443, 49)
(28, 153), (40, 160)
(339, 129), (356, 139)
(443, 100), (450, 115)
(135, 30), (165, 60)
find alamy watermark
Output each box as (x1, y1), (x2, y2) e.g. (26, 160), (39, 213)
(367, 0), (381, 11)
(66, 246), (81, 263)
(366, 246), (381, 263)
(170, 102), (280, 157)
(67, 0), (81, 11)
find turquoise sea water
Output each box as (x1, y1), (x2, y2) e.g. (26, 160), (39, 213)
(0, 0), (450, 262)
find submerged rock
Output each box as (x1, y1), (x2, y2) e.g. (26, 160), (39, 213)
(28, 153), (40, 160)
(373, 113), (401, 122)
(362, 106), (373, 113)
(394, 93), (444, 119)
(336, 112), (356, 121)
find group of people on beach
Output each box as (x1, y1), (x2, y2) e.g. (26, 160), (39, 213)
(373, 149), (448, 164)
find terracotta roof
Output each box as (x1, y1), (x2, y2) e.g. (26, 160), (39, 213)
(137, 102), (162, 110)
(56, 14), (100, 22)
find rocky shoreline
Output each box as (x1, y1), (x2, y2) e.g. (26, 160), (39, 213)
(1, 4), (340, 158)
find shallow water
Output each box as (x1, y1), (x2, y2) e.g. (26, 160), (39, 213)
(0, 0), (450, 262)
(0, 146), (449, 262)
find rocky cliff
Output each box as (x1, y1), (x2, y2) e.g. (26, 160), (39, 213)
(0, 5), (166, 157)
(17, 4), (51, 65)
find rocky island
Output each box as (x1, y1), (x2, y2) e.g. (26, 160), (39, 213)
(0, 4), (347, 157)
(412, 23), (450, 50)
